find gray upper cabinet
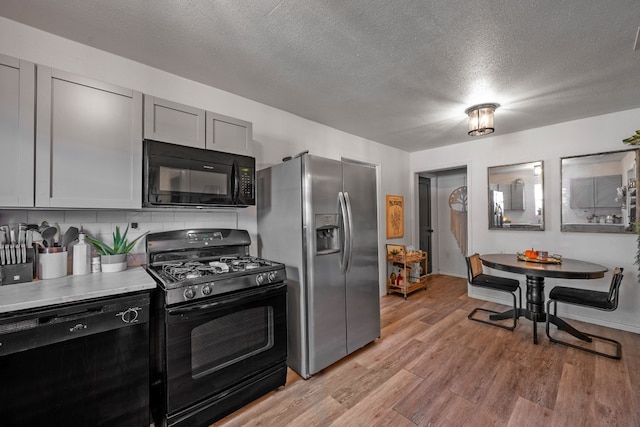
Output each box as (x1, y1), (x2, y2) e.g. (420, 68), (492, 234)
(569, 177), (594, 208)
(509, 183), (525, 210)
(143, 95), (205, 148)
(0, 54), (35, 207)
(144, 95), (252, 155)
(206, 111), (252, 156)
(36, 67), (142, 209)
(496, 183), (524, 210)
(594, 175), (622, 208)
(570, 175), (621, 209)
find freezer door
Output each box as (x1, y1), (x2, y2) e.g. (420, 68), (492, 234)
(305, 156), (348, 376)
(343, 161), (380, 353)
(257, 159), (307, 376)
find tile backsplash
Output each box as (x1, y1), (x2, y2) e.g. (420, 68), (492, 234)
(0, 209), (249, 267)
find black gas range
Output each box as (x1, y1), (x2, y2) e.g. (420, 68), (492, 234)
(146, 229), (288, 427)
(146, 228), (286, 306)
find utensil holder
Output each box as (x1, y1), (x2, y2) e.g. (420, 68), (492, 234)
(38, 247), (68, 280)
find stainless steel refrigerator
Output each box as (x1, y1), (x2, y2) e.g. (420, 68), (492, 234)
(490, 190), (504, 228)
(257, 154), (380, 379)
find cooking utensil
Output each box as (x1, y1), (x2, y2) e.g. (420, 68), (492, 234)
(61, 226), (79, 248)
(0, 225), (9, 244)
(41, 226), (57, 248)
(8, 244), (15, 264)
(18, 223), (27, 245)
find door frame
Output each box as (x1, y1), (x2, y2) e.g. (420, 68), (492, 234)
(411, 161), (473, 276)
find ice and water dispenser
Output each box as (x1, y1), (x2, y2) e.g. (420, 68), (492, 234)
(315, 214), (340, 255)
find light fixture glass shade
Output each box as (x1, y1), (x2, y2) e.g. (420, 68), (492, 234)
(464, 103), (499, 136)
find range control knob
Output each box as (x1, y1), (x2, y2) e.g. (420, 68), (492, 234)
(201, 284), (212, 295)
(184, 287), (196, 300)
(256, 273), (265, 285)
(118, 307), (140, 323)
(267, 271), (277, 282)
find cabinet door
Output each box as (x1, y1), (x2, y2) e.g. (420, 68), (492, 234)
(143, 95), (205, 148)
(0, 55), (35, 207)
(570, 177), (595, 208)
(510, 183), (525, 210)
(498, 184), (511, 210)
(594, 175), (622, 208)
(205, 111), (252, 155)
(36, 67), (142, 208)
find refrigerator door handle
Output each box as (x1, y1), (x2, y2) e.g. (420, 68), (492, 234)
(338, 192), (350, 273)
(343, 191), (354, 272)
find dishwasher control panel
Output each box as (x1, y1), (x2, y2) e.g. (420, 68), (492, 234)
(0, 293), (149, 357)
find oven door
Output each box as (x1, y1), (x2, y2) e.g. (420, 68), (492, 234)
(164, 283), (287, 414)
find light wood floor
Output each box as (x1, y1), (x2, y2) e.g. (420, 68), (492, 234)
(213, 274), (640, 427)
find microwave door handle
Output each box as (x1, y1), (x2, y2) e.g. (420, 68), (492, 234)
(232, 161), (240, 204)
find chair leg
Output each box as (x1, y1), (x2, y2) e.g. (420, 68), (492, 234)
(545, 300), (622, 360)
(468, 290), (518, 331)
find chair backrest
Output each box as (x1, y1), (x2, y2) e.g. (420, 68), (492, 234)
(465, 253), (483, 283)
(607, 267), (624, 309)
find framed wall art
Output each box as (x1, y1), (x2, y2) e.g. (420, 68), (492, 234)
(386, 194), (404, 239)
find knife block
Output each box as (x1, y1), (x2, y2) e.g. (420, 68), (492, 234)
(0, 262), (34, 286)
(0, 246), (35, 286)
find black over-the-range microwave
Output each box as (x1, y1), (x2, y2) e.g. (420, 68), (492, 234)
(143, 139), (255, 208)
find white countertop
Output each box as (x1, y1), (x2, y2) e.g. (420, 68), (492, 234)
(0, 267), (156, 314)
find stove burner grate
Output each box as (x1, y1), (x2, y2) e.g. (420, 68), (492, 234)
(157, 257), (273, 282)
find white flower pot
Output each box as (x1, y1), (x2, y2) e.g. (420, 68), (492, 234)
(100, 254), (127, 273)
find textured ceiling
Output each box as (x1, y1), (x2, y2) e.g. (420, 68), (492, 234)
(1, 0), (639, 152)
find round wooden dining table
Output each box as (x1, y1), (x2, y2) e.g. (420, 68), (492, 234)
(479, 253), (608, 344)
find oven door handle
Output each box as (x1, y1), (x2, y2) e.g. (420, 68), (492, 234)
(168, 286), (284, 315)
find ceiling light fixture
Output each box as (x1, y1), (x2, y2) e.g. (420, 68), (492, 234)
(464, 103), (500, 136)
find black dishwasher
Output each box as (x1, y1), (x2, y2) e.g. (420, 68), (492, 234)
(0, 292), (150, 427)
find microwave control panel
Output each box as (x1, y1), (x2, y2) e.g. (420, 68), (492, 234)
(239, 167), (254, 198)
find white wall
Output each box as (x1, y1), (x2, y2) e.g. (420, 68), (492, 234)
(0, 17), (412, 294)
(410, 107), (640, 333)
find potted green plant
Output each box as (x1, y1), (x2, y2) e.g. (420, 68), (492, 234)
(85, 225), (148, 272)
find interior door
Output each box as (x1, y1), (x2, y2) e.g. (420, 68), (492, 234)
(419, 176), (433, 274)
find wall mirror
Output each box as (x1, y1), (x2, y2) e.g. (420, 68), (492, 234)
(561, 149), (639, 233)
(488, 160), (544, 230)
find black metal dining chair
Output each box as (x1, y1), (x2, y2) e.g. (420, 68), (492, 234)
(465, 253), (522, 330)
(545, 267), (624, 359)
